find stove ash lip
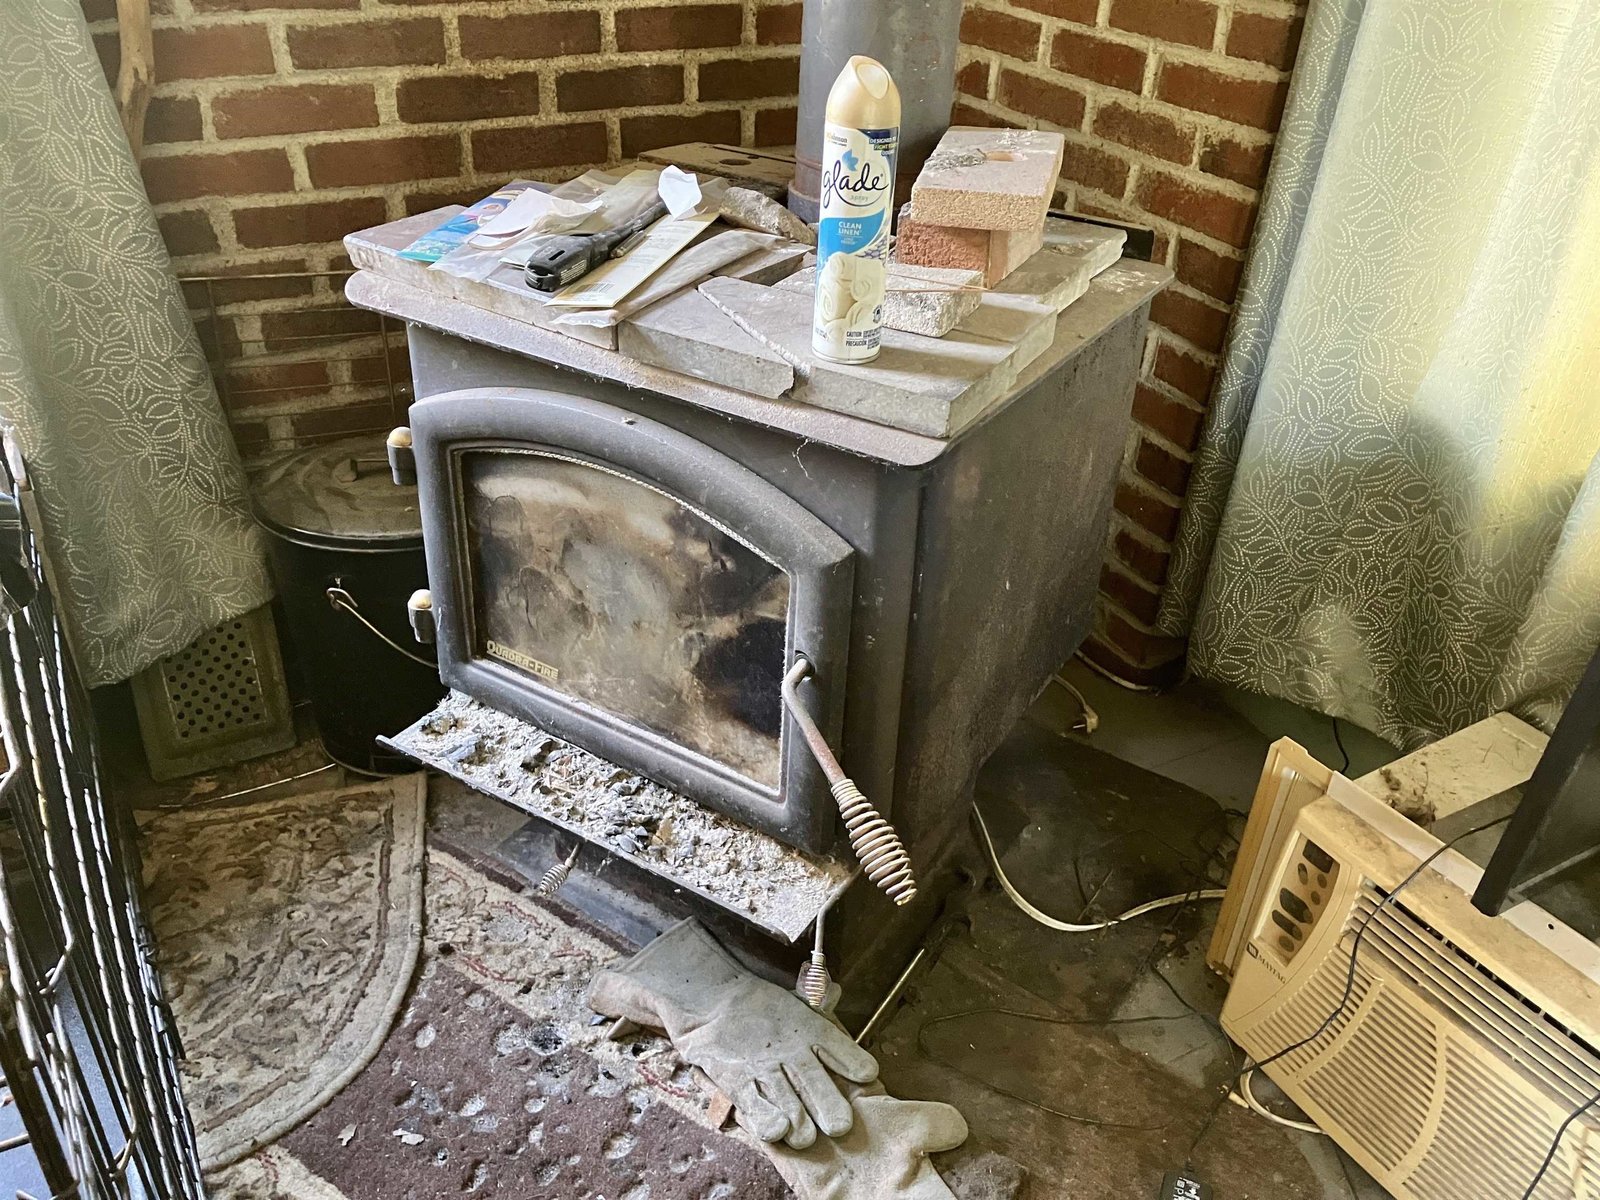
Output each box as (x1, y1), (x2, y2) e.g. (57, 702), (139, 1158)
(403, 386), (857, 855)
(382, 691), (857, 943)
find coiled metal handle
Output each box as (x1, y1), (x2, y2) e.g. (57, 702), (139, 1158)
(535, 844), (580, 898)
(781, 658), (917, 907)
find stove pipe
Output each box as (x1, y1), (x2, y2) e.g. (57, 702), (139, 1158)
(787, 0), (964, 223)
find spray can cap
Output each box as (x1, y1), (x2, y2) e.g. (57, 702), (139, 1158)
(826, 55), (900, 127)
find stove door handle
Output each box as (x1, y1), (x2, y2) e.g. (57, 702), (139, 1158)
(781, 658), (916, 907)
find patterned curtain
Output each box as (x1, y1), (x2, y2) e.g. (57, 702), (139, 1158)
(1157, 0), (1600, 750)
(0, 0), (270, 686)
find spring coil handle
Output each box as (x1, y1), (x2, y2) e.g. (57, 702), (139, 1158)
(781, 659), (917, 907)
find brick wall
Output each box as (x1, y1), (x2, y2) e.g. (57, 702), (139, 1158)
(955, 0), (1304, 685)
(85, 0), (804, 451)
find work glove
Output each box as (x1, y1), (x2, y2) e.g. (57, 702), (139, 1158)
(767, 1092), (970, 1200)
(587, 919), (880, 1148)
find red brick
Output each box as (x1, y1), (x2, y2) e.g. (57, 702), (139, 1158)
(222, 358), (331, 401)
(471, 122), (609, 173)
(1115, 480), (1182, 541)
(152, 24), (275, 80)
(1061, 141), (1129, 197)
(1152, 288), (1230, 353)
(559, 64), (682, 112)
(145, 96), (203, 144)
(157, 209), (221, 258)
(621, 110), (743, 157)
(1051, 28), (1146, 93)
(1101, 564), (1162, 625)
(1092, 101), (1193, 165)
(227, 420), (274, 454)
(292, 400), (399, 440)
(951, 102), (1012, 129)
(1153, 341), (1216, 403)
(140, 148), (293, 204)
(1199, 131), (1272, 187)
(260, 307), (380, 352)
(956, 59), (990, 99)
(1174, 238), (1242, 301)
(403, 183), (506, 215)
(1157, 62), (1289, 130)
(1136, 170), (1255, 247)
(617, 5), (743, 50)
(347, 346), (412, 386)
(1080, 633), (1185, 688)
(192, 0), (354, 10)
(1101, 609), (1187, 669)
(214, 83), (379, 139)
(1011, 0), (1097, 21)
(1113, 527), (1171, 587)
(306, 134), (460, 188)
(1135, 436), (1193, 497)
(287, 18), (446, 69)
(396, 73), (539, 124)
(1228, 11), (1304, 70)
(997, 68), (1086, 129)
(755, 106), (798, 146)
(961, 8), (1043, 59)
(458, 11), (602, 60)
(233, 196), (389, 249)
(1132, 383), (1205, 450)
(757, 2), (803, 44)
(1109, 0), (1216, 49)
(181, 259), (313, 307)
(698, 56), (801, 101)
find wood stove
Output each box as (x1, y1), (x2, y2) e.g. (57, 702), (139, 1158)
(349, 223), (1169, 1021)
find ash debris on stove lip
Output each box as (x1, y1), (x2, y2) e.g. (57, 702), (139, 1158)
(397, 692), (852, 930)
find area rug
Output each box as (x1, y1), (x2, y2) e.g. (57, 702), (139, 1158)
(140, 775), (427, 1171)
(205, 841), (791, 1199)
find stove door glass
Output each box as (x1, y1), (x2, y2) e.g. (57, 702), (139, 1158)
(463, 448), (787, 789)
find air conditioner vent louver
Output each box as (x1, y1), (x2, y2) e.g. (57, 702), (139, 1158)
(1304, 988), (1435, 1169)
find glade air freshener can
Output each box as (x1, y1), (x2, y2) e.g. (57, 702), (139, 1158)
(813, 56), (901, 364)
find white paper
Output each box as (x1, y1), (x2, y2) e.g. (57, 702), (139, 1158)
(659, 165), (703, 218)
(469, 189), (600, 244)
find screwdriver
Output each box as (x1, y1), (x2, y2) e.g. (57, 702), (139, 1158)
(522, 200), (671, 293)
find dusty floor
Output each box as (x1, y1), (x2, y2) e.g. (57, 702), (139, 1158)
(86, 664), (1399, 1198)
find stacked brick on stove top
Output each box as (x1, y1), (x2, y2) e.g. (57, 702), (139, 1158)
(896, 126), (1067, 287)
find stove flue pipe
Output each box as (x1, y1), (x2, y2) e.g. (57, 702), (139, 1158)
(787, 0), (964, 223)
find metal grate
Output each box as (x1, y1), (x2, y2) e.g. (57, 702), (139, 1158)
(160, 617), (271, 738)
(130, 606), (295, 781)
(0, 442), (206, 1199)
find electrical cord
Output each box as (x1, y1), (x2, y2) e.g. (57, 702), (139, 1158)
(1232, 1068), (1323, 1134)
(1330, 716), (1351, 773)
(972, 803), (1226, 931)
(1520, 1086), (1600, 1200)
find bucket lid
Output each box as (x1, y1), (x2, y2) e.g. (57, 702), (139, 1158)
(249, 433), (422, 542)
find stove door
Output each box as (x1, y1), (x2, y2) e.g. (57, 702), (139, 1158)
(410, 387), (854, 854)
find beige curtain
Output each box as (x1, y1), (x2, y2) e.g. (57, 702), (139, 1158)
(0, 0), (271, 685)
(1159, 0), (1600, 749)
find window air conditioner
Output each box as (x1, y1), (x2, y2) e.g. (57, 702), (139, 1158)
(1220, 781), (1600, 1200)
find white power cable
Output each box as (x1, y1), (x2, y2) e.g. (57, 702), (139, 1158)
(1230, 1068), (1324, 1135)
(971, 803), (1226, 933)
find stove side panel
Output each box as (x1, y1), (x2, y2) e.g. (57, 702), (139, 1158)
(893, 304), (1151, 843)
